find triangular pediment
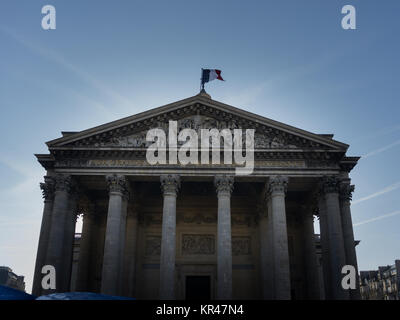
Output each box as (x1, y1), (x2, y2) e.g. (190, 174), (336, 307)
(46, 93), (348, 151)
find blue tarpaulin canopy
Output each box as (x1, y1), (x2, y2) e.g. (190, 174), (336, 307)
(36, 292), (135, 300)
(0, 285), (134, 300)
(0, 285), (36, 300)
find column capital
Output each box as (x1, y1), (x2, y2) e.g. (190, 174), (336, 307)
(339, 180), (355, 202)
(267, 175), (288, 195)
(214, 175), (234, 195)
(106, 174), (128, 196)
(40, 176), (55, 201)
(54, 174), (73, 193)
(160, 174), (180, 196)
(319, 175), (340, 195)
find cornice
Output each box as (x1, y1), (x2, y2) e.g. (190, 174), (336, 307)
(339, 156), (360, 172)
(46, 148), (346, 164)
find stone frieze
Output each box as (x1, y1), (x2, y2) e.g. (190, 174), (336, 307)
(181, 234), (215, 255)
(145, 236), (161, 256)
(232, 236), (252, 256)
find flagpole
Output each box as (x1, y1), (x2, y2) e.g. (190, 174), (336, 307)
(200, 68), (204, 92)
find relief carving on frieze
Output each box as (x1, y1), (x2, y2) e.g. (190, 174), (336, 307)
(177, 212), (217, 224)
(176, 212), (255, 226)
(181, 234), (215, 255)
(231, 214), (255, 227)
(254, 133), (297, 149)
(139, 213), (162, 226)
(232, 236), (252, 256)
(306, 159), (338, 168)
(145, 236), (161, 256)
(104, 132), (149, 148)
(90, 115), (307, 149)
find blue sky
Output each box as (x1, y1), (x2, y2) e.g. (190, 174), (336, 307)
(0, 0), (399, 293)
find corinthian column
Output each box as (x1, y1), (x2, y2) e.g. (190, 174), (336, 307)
(214, 175), (234, 300)
(44, 174), (73, 294)
(317, 192), (331, 299)
(339, 179), (361, 299)
(90, 210), (106, 292)
(320, 176), (349, 300)
(267, 176), (291, 300)
(32, 176), (55, 296)
(159, 174), (180, 300)
(101, 174), (128, 296)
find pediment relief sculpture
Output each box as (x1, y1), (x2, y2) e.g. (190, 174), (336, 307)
(87, 115), (304, 150)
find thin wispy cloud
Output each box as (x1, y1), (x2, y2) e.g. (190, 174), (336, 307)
(0, 245), (33, 252)
(0, 218), (38, 227)
(353, 124), (400, 142)
(0, 63), (119, 122)
(0, 158), (33, 177)
(0, 26), (132, 109)
(0, 158), (43, 218)
(353, 181), (400, 205)
(223, 52), (342, 107)
(0, 158), (42, 191)
(362, 138), (400, 159)
(354, 210), (400, 227)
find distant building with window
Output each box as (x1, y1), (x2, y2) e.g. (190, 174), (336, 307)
(360, 260), (400, 300)
(0, 266), (26, 292)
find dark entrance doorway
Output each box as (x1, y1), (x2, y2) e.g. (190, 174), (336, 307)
(185, 276), (211, 300)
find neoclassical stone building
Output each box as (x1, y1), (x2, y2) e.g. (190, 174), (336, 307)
(32, 91), (361, 300)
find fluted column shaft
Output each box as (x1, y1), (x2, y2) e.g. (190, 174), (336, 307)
(122, 207), (139, 297)
(44, 174), (73, 294)
(159, 174), (180, 300)
(258, 203), (274, 299)
(268, 176), (291, 300)
(32, 176), (55, 296)
(318, 195), (330, 299)
(215, 175), (234, 300)
(117, 197), (128, 292)
(101, 174), (128, 296)
(320, 176), (349, 300)
(340, 180), (361, 299)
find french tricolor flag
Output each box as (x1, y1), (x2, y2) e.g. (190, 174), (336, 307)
(201, 69), (224, 86)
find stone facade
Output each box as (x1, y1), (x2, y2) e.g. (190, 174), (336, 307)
(32, 92), (360, 299)
(0, 266), (25, 292)
(360, 260), (400, 300)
